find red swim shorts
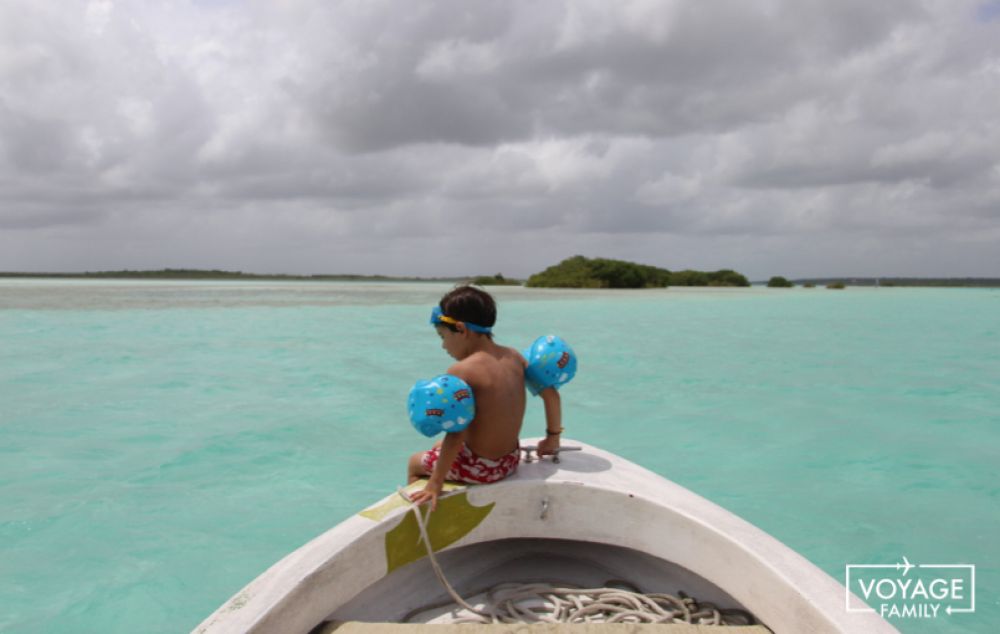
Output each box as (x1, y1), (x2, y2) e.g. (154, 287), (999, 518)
(421, 443), (520, 484)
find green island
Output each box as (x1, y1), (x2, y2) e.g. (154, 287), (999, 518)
(767, 276), (794, 288)
(470, 274), (522, 286)
(525, 256), (749, 288)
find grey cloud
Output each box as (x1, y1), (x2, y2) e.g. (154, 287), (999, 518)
(289, 0), (930, 151)
(0, 206), (109, 230)
(1, 0), (998, 278)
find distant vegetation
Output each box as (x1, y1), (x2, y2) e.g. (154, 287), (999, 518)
(0, 269), (466, 282)
(669, 269), (750, 287)
(526, 256), (668, 288)
(525, 256), (749, 289)
(826, 282), (846, 290)
(767, 276), (794, 288)
(470, 273), (521, 286)
(794, 277), (1000, 288)
(8, 269), (994, 288)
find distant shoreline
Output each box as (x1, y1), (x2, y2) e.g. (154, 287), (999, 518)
(2, 270), (999, 288)
(0, 269), (468, 283)
(788, 277), (1000, 288)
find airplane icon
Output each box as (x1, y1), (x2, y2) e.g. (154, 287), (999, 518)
(896, 556), (914, 576)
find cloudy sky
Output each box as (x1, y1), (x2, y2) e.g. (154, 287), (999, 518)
(2, 0), (999, 279)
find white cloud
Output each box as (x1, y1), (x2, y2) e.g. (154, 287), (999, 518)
(85, 0), (114, 35)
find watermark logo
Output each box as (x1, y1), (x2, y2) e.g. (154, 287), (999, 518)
(845, 557), (975, 619)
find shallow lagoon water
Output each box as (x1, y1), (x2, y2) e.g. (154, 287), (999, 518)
(1, 280), (998, 633)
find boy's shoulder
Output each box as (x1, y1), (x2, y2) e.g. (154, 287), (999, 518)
(494, 344), (528, 370)
(450, 345), (525, 376)
(502, 343), (528, 366)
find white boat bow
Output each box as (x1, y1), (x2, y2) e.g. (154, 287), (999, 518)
(194, 440), (897, 634)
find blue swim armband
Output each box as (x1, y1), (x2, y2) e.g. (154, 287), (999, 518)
(523, 335), (578, 396)
(407, 374), (476, 437)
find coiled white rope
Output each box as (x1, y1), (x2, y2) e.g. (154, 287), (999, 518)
(396, 488), (757, 626)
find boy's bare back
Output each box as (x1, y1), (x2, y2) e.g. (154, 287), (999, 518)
(448, 345), (527, 460)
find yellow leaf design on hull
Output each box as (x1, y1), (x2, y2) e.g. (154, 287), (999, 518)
(383, 487), (494, 574)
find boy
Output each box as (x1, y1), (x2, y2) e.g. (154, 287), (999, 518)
(408, 285), (562, 509)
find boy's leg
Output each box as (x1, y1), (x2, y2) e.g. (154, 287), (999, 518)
(407, 450), (430, 484)
(407, 440), (445, 484)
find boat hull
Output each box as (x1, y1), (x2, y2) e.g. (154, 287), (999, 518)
(193, 440), (897, 633)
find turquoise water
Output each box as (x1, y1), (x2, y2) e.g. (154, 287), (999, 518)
(1, 280), (998, 633)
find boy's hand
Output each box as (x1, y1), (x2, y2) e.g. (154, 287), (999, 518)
(537, 434), (560, 456)
(409, 480), (443, 511)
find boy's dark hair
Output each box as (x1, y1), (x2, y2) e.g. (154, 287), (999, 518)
(439, 285), (496, 338)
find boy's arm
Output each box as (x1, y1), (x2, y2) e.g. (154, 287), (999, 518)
(536, 387), (562, 456)
(410, 361), (474, 510)
(410, 430), (465, 510)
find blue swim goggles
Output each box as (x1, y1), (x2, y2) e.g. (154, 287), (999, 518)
(430, 306), (493, 334)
